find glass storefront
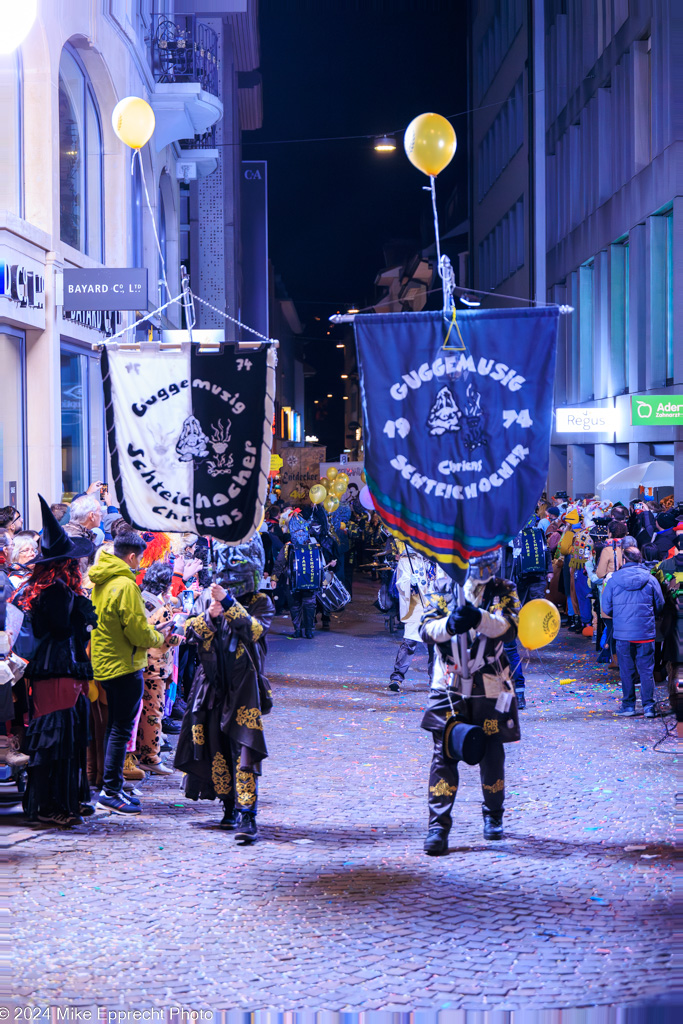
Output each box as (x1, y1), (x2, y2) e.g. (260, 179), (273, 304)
(0, 330), (26, 516)
(60, 343), (106, 500)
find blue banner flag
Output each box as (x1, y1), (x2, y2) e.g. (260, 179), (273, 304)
(354, 307), (560, 571)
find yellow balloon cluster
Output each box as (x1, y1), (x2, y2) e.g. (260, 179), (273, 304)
(324, 496), (340, 514)
(404, 112), (457, 177)
(517, 600), (561, 650)
(309, 484), (327, 504)
(112, 96), (156, 150)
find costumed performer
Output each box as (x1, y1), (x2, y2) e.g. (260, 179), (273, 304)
(419, 548), (521, 855)
(174, 534), (274, 844)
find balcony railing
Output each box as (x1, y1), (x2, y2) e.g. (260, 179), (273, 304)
(152, 15), (219, 97)
(179, 125), (217, 151)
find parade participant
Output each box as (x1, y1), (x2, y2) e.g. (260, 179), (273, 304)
(89, 530), (165, 815)
(388, 544), (450, 692)
(309, 504), (340, 631)
(136, 562), (183, 775)
(273, 513), (325, 639)
(419, 549), (521, 854)
(19, 497), (97, 826)
(175, 534), (274, 844)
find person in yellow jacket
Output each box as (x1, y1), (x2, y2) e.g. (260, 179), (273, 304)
(89, 530), (165, 815)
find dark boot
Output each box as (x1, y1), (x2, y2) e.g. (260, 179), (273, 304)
(423, 823), (449, 855)
(569, 616), (582, 633)
(235, 810), (258, 844)
(304, 630), (315, 639)
(482, 804), (504, 840)
(388, 677), (401, 692)
(515, 688), (526, 710)
(288, 630), (303, 639)
(219, 807), (240, 830)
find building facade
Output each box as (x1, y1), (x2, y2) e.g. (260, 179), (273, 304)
(545, 0), (681, 499)
(469, 0), (544, 306)
(469, 0), (681, 500)
(0, 0), (261, 527)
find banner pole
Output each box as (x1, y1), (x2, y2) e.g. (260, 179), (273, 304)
(456, 582), (472, 692)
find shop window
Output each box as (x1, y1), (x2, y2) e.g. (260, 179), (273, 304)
(59, 45), (104, 260)
(610, 240), (629, 394)
(0, 51), (22, 217)
(0, 331), (26, 518)
(60, 346), (106, 500)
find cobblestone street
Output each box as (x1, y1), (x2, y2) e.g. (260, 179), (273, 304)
(9, 581), (675, 1012)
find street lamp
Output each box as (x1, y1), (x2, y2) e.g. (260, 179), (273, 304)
(374, 135), (396, 153)
(0, 0), (38, 54)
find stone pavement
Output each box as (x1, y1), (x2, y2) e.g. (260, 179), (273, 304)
(9, 578), (676, 1012)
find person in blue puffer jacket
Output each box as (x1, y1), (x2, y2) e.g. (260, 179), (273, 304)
(601, 547), (664, 718)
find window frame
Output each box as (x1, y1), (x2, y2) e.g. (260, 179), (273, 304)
(59, 339), (107, 499)
(59, 43), (105, 261)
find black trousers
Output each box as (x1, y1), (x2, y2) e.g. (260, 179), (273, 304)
(391, 638), (435, 683)
(290, 590), (316, 633)
(427, 727), (505, 830)
(516, 574), (547, 606)
(101, 670), (144, 796)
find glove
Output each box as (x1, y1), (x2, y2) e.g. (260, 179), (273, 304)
(447, 602), (482, 635)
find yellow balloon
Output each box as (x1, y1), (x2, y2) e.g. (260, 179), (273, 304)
(331, 478), (347, 497)
(326, 467), (338, 481)
(336, 472), (350, 489)
(112, 96), (156, 149)
(324, 496), (340, 514)
(404, 112), (457, 177)
(517, 599), (561, 650)
(309, 484), (327, 505)
(361, 470), (366, 483)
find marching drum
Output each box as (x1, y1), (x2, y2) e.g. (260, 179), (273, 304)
(318, 571), (351, 613)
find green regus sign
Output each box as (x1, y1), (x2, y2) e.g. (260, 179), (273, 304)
(631, 395), (683, 426)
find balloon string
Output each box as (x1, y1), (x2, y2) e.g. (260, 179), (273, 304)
(428, 174), (456, 317)
(134, 148), (171, 305)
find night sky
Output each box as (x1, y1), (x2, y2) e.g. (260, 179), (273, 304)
(244, 0), (468, 453)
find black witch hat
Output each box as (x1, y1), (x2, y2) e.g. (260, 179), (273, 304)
(30, 494), (95, 565)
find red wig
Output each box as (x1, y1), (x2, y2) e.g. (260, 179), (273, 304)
(134, 532), (172, 585)
(18, 559), (83, 611)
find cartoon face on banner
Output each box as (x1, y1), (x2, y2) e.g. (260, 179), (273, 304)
(320, 462), (364, 503)
(354, 309), (559, 571)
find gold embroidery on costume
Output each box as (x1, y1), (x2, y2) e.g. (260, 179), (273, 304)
(251, 620), (264, 641)
(483, 778), (504, 793)
(223, 603), (246, 623)
(236, 706), (263, 731)
(188, 616), (214, 651)
(236, 643), (245, 660)
(430, 779), (457, 797)
(211, 752), (232, 795)
(191, 724), (205, 746)
(483, 718), (499, 735)
(236, 769), (257, 806)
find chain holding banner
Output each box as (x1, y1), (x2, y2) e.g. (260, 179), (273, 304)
(101, 343), (276, 543)
(354, 307), (559, 574)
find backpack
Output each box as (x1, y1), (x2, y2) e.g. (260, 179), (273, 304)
(516, 527), (547, 576)
(569, 528), (594, 570)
